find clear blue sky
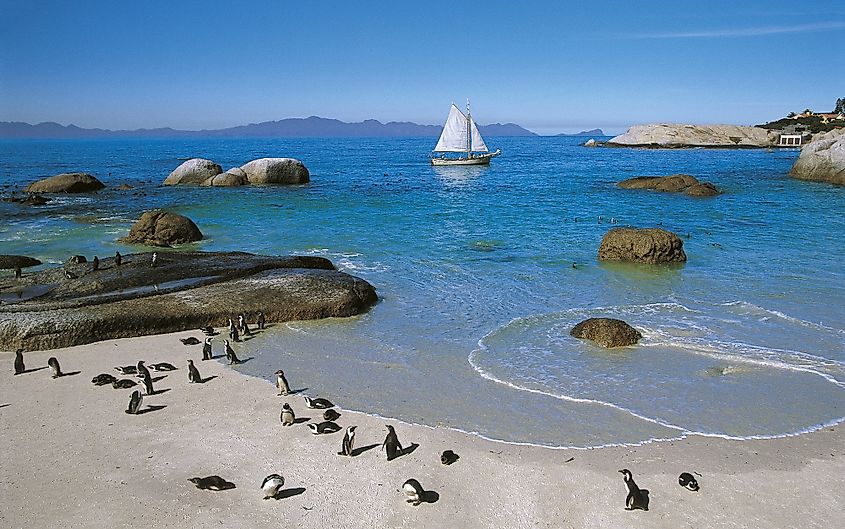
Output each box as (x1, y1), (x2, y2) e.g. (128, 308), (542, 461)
(1, 0), (843, 134)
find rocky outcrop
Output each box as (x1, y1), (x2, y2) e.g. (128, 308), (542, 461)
(24, 173), (105, 193)
(66, 255), (87, 265)
(2, 194), (51, 205)
(584, 139), (597, 147)
(618, 174), (720, 196)
(608, 124), (777, 148)
(203, 167), (249, 187)
(241, 158), (310, 184)
(0, 252), (378, 351)
(163, 158), (222, 185)
(570, 318), (642, 348)
(598, 227), (687, 264)
(119, 211), (203, 247)
(0, 255), (41, 269)
(790, 128), (845, 186)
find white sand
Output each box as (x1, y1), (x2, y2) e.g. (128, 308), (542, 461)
(2, 332), (843, 528)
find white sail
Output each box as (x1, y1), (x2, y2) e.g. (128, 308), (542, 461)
(469, 116), (488, 152)
(434, 104), (470, 152)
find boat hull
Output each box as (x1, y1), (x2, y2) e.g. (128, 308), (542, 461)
(430, 150), (501, 166)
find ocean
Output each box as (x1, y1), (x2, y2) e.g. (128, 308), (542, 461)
(2, 136), (844, 448)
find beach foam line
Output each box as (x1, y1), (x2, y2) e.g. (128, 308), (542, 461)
(721, 300), (845, 335)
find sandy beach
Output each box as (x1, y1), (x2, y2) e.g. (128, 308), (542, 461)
(1, 330), (842, 529)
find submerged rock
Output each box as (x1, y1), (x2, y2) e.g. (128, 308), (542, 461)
(240, 158), (310, 184)
(163, 158), (222, 185)
(598, 227), (687, 264)
(570, 318), (642, 348)
(608, 124), (777, 148)
(790, 128), (845, 186)
(119, 210), (203, 247)
(24, 173), (105, 193)
(618, 174), (720, 196)
(0, 255), (41, 269)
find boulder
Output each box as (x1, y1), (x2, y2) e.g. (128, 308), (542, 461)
(117, 183), (135, 190)
(584, 138), (597, 147)
(163, 158), (222, 185)
(119, 211), (203, 247)
(203, 167), (249, 187)
(608, 124), (778, 148)
(570, 318), (642, 348)
(241, 158), (310, 184)
(790, 128), (845, 186)
(598, 227), (687, 264)
(24, 173), (104, 193)
(618, 174), (720, 196)
(684, 182), (720, 197)
(0, 255), (41, 269)
(66, 255), (87, 265)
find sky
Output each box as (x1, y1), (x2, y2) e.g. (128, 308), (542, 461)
(1, 0), (843, 134)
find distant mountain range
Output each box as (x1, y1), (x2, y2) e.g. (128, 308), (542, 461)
(557, 128), (605, 136)
(0, 116), (538, 139)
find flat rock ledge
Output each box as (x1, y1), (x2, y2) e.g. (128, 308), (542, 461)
(607, 124), (777, 148)
(790, 128), (845, 186)
(0, 251), (377, 351)
(570, 318), (642, 348)
(0, 255), (42, 269)
(618, 174), (720, 196)
(598, 227), (687, 264)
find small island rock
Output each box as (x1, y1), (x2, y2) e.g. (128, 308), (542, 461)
(24, 173), (105, 193)
(163, 158), (222, 186)
(790, 128), (845, 186)
(608, 124), (777, 148)
(598, 227), (687, 264)
(240, 158), (310, 184)
(0, 255), (42, 269)
(570, 318), (642, 348)
(119, 210), (203, 247)
(618, 174), (720, 196)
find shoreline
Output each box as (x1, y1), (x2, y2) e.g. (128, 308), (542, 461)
(3, 330), (843, 528)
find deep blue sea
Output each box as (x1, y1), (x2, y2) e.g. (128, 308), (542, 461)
(2, 136), (844, 448)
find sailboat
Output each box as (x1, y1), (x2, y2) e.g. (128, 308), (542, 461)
(431, 101), (501, 166)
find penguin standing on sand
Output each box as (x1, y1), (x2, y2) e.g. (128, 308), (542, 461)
(275, 369), (291, 396)
(187, 360), (202, 383)
(338, 425), (357, 456)
(240, 315), (252, 337)
(261, 474), (285, 499)
(47, 357), (63, 378)
(382, 425), (403, 461)
(224, 340), (242, 364)
(619, 469), (648, 511)
(280, 403), (295, 426)
(14, 266), (22, 279)
(92, 256), (99, 272)
(115, 251), (122, 266)
(150, 252), (158, 268)
(236, 314), (245, 331)
(202, 337), (213, 361)
(14, 349), (25, 375)
(228, 320), (240, 342)
(125, 390), (143, 414)
(137, 361), (154, 395)
(257, 311), (265, 330)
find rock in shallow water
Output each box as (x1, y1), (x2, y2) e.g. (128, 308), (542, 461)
(790, 128), (845, 186)
(598, 227), (687, 264)
(570, 318), (642, 348)
(163, 158), (223, 185)
(240, 158), (310, 184)
(0, 255), (41, 269)
(24, 173), (105, 193)
(617, 174), (720, 196)
(119, 210), (203, 247)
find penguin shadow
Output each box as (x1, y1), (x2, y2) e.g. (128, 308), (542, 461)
(350, 443), (380, 457)
(271, 487), (306, 500)
(55, 371), (82, 378)
(136, 404), (167, 415)
(197, 375), (218, 384)
(150, 375), (168, 383)
(283, 388), (308, 396)
(19, 366), (49, 374)
(419, 490), (440, 504)
(0, 403), (11, 409)
(148, 388), (171, 396)
(395, 443), (420, 459)
(293, 417), (311, 424)
(232, 357), (254, 364)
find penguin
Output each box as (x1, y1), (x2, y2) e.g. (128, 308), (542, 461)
(114, 365), (137, 375)
(47, 357), (63, 378)
(237, 314), (246, 332)
(280, 403), (295, 426)
(678, 472), (700, 492)
(275, 369), (291, 396)
(402, 479), (425, 506)
(92, 373), (118, 386)
(179, 337), (201, 345)
(228, 317), (236, 334)
(241, 318), (252, 337)
(200, 325), (215, 336)
(224, 340), (243, 364)
(125, 390), (143, 414)
(14, 266), (21, 279)
(307, 421), (342, 435)
(382, 425), (403, 461)
(150, 252), (158, 268)
(187, 359), (202, 383)
(136, 360), (151, 380)
(229, 324), (240, 343)
(137, 362), (154, 395)
(304, 396), (334, 409)
(63, 269), (76, 280)
(338, 425), (357, 456)
(112, 379), (137, 389)
(202, 337), (213, 361)
(150, 362), (177, 372)
(619, 469), (648, 511)
(14, 349), (24, 375)
(188, 476), (236, 491)
(257, 311), (266, 330)
(261, 474), (285, 499)
(441, 450), (459, 465)
(115, 251), (122, 266)
(323, 409), (341, 422)
(92, 256), (99, 272)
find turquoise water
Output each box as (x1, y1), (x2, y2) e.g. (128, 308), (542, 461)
(2, 137), (844, 447)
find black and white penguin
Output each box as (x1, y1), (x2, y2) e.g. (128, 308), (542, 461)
(307, 421), (342, 435)
(179, 337), (201, 345)
(228, 321), (240, 343)
(125, 390), (143, 414)
(261, 474), (285, 499)
(678, 472), (700, 492)
(114, 251), (122, 266)
(92, 373), (118, 386)
(187, 359), (201, 383)
(136, 360), (151, 380)
(239, 315), (252, 337)
(402, 479), (425, 506)
(137, 362), (154, 395)
(338, 425), (357, 456)
(275, 369), (291, 396)
(304, 396), (334, 409)
(202, 337), (213, 361)
(280, 403), (295, 426)
(13, 349), (24, 375)
(112, 379), (137, 389)
(441, 450), (459, 465)
(224, 340), (242, 364)
(619, 469), (648, 511)
(91, 256), (99, 272)
(188, 476), (236, 491)
(14, 266), (21, 279)
(150, 252), (158, 268)
(63, 269), (76, 280)
(150, 362), (177, 372)
(257, 311), (266, 330)
(382, 425), (403, 461)
(323, 409), (341, 422)
(114, 365), (137, 375)
(47, 357), (63, 378)
(200, 325), (215, 336)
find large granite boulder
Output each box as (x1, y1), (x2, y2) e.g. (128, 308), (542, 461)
(618, 174), (720, 196)
(570, 318), (642, 348)
(598, 227), (687, 264)
(241, 158), (310, 184)
(790, 128), (845, 186)
(0, 255), (41, 269)
(119, 210), (203, 247)
(608, 124), (777, 148)
(24, 173), (104, 193)
(203, 167), (249, 187)
(163, 158), (222, 185)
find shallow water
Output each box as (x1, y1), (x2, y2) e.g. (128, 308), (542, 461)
(2, 136), (844, 447)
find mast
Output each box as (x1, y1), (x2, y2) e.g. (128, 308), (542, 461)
(466, 99), (472, 159)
